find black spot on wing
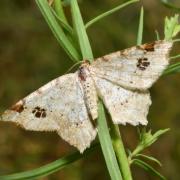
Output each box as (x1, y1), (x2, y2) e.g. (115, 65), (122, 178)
(137, 58), (150, 71)
(32, 106), (47, 118)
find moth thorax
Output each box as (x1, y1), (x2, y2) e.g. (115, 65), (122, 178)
(78, 64), (90, 81)
(78, 66), (98, 120)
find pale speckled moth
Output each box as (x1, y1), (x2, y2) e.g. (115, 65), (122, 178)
(1, 40), (172, 153)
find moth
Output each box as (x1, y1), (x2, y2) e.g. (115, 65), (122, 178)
(1, 40), (172, 153)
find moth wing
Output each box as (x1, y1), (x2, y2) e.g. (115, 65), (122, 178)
(90, 40), (172, 90)
(1, 73), (97, 153)
(94, 77), (151, 125)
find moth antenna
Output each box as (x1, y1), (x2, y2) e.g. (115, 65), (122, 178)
(65, 61), (83, 74)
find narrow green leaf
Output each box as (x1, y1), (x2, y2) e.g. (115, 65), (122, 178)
(164, 62), (180, 75)
(50, 7), (74, 35)
(164, 14), (180, 40)
(97, 101), (123, 180)
(135, 154), (162, 166)
(173, 39), (180, 42)
(0, 144), (98, 180)
(161, 0), (180, 10)
(137, 7), (144, 45)
(151, 129), (170, 142)
(85, 0), (139, 29)
(53, 0), (68, 23)
(70, 0), (93, 61)
(139, 129), (169, 149)
(70, 1), (123, 179)
(133, 159), (166, 180)
(35, 0), (81, 62)
(170, 54), (180, 60)
(131, 129), (169, 157)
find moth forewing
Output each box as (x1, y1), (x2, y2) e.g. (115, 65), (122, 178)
(90, 40), (173, 91)
(1, 73), (97, 153)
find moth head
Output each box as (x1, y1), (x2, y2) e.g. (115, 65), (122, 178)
(81, 59), (90, 66)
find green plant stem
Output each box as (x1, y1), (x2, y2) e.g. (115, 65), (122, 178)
(130, 144), (144, 158)
(85, 0), (139, 29)
(35, 0), (81, 62)
(137, 7), (144, 45)
(70, 0), (93, 61)
(98, 102), (123, 180)
(110, 123), (133, 180)
(0, 144), (98, 180)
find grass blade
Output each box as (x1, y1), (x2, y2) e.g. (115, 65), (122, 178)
(173, 39), (180, 42)
(170, 54), (180, 60)
(137, 7), (144, 45)
(35, 0), (81, 62)
(70, 0), (93, 61)
(164, 62), (180, 75)
(97, 102), (123, 180)
(133, 159), (166, 180)
(53, 0), (68, 23)
(50, 7), (74, 35)
(70, 1), (122, 179)
(0, 144), (98, 180)
(85, 0), (139, 29)
(135, 154), (162, 166)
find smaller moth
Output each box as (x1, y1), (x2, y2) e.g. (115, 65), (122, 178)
(1, 40), (172, 153)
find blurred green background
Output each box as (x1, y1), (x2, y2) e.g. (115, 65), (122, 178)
(0, 0), (180, 179)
